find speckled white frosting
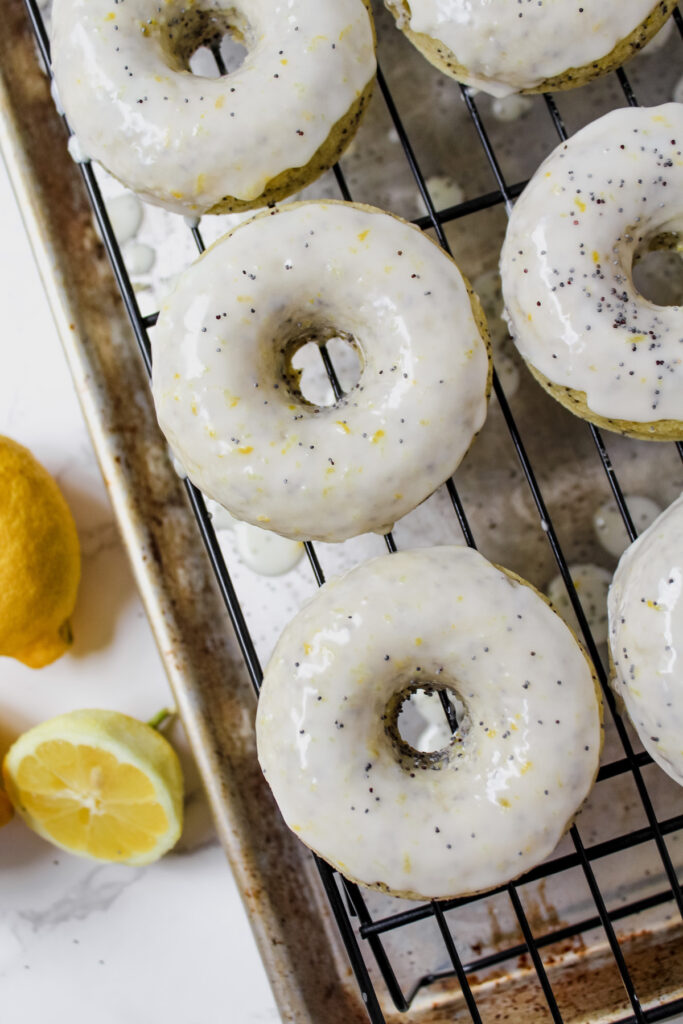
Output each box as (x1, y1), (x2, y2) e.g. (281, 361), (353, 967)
(608, 493), (683, 786)
(151, 201), (490, 542)
(256, 547), (602, 899)
(51, 0), (376, 215)
(500, 104), (683, 427)
(386, 0), (666, 97)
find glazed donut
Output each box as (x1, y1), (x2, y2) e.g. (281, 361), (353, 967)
(385, 1), (674, 97)
(500, 104), (683, 441)
(51, 0), (376, 216)
(151, 201), (491, 542)
(256, 546), (603, 900)
(608, 493), (683, 786)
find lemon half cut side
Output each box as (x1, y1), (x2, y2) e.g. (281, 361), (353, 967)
(3, 709), (183, 864)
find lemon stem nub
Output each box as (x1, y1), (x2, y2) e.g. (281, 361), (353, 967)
(147, 708), (175, 731)
(58, 619), (74, 645)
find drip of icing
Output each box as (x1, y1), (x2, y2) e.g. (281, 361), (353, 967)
(234, 522), (303, 577)
(491, 95), (533, 123)
(421, 175), (464, 214)
(547, 563), (612, 645)
(67, 134), (89, 163)
(204, 497), (237, 532)
(205, 499), (301, 575)
(49, 76), (64, 116)
(593, 495), (662, 559)
(124, 241), (156, 276)
(170, 454), (188, 481)
(105, 193), (143, 246)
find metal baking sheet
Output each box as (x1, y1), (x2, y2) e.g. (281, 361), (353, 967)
(2, 1), (683, 1020)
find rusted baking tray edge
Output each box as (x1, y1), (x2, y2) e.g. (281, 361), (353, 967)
(0, 4), (367, 1022)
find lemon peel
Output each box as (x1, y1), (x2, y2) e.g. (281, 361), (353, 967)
(0, 436), (80, 668)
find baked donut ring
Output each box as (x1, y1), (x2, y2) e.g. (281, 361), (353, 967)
(151, 201), (491, 542)
(256, 546), (603, 900)
(384, 1), (674, 98)
(608, 492), (683, 786)
(501, 104), (683, 441)
(51, 0), (376, 215)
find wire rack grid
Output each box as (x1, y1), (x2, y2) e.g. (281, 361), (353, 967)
(21, 3), (683, 1022)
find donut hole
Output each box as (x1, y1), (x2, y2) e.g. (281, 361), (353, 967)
(188, 35), (248, 78)
(387, 683), (466, 771)
(158, 7), (250, 78)
(286, 332), (362, 408)
(632, 233), (683, 306)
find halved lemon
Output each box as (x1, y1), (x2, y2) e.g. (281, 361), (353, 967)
(3, 709), (183, 864)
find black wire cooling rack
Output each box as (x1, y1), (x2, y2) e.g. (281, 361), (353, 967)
(22, 3), (683, 1021)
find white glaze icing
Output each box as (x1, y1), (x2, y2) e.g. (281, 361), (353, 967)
(547, 563), (612, 645)
(125, 240), (156, 275)
(500, 104), (683, 426)
(151, 201), (490, 542)
(387, 0), (666, 97)
(423, 174), (464, 212)
(204, 497), (237, 531)
(51, 0), (376, 215)
(593, 495), (662, 559)
(256, 546), (602, 899)
(608, 493), (683, 785)
(491, 95), (533, 124)
(49, 76), (64, 116)
(105, 193), (143, 246)
(66, 134), (89, 164)
(234, 522), (304, 576)
(204, 497), (302, 572)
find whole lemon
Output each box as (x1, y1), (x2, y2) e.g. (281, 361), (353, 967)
(0, 437), (80, 668)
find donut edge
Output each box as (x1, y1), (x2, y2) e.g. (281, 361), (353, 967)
(207, 0), (377, 214)
(523, 359), (683, 442)
(385, 0), (675, 95)
(606, 500), (683, 787)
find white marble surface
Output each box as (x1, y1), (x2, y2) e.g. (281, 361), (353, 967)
(0, 156), (280, 1024)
